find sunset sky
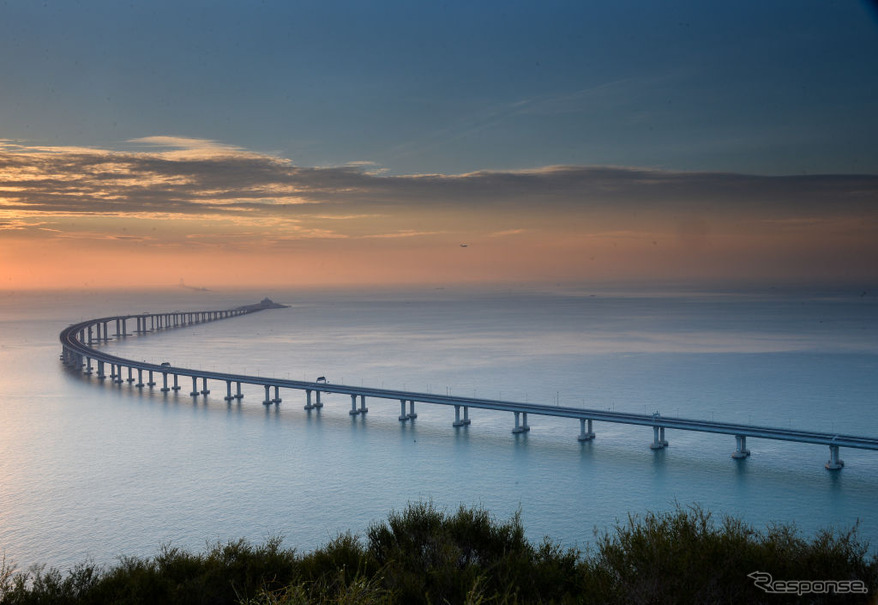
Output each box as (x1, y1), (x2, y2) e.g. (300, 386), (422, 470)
(1, 1), (877, 289)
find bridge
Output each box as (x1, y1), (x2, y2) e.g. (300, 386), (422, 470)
(59, 301), (878, 471)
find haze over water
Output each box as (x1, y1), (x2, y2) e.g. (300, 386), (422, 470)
(1, 283), (877, 572)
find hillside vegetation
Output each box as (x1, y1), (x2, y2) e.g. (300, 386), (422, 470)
(1, 503), (875, 604)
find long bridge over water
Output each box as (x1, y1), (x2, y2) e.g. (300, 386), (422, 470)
(60, 300), (878, 471)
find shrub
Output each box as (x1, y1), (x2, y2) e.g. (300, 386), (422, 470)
(1, 503), (875, 604)
(589, 504), (878, 604)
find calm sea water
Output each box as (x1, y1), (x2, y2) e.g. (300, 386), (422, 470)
(1, 284), (877, 571)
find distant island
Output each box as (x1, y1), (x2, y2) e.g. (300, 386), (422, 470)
(237, 297), (289, 312)
(178, 278), (210, 292)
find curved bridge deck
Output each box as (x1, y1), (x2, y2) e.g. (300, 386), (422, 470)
(60, 301), (878, 471)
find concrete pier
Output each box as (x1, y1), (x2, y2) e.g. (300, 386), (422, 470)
(732, 434), (750, 459)
(650, 425), (668, 450)
(826, 443), (844, 470)
(453, 404), (471, 427)
(512, 411), (530, 434)
(578, 418), (595, 442)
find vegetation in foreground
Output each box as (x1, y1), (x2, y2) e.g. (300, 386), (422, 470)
(1, 503), (875, 604)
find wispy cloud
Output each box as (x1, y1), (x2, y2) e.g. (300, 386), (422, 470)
(1, 138), (876, 284)
(2, 140), (876, 218)
(362, 230), (447, 239)
(126, 136), (263, 160)
(488, 229), (527, 238)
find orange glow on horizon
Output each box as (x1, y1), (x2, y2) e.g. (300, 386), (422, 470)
(3, 216), (875, 290)
(2, 141), (876, 290)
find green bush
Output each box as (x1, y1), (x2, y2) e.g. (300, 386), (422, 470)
(1, 503), (875, 604)
(365, 502), (556, 603)
(588, 505), (878, 604)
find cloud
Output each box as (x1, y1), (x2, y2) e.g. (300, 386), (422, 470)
(488, 229), (527, 237)
(362, 230), (447, 239)
(1, 139), (876, 265)
(126, 136), (261, 160)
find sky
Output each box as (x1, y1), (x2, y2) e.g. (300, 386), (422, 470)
(1, 0), (877, 289)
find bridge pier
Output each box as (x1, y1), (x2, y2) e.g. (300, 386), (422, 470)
(453, 404), (471, 427)
(224, 381), (234, 402)
(200, 377), (210, 395)
(399, 399), (408, 421)
(578, 418), (595, 442)
(825, 444), (844, 470)
(161, 372), (170, 393)
(97, 360), (106, 380)
(272, 385), (282, 404)
(512, 411), (530, 433)
(732, 434), (750, 459)
(173, 374), (181, 392)
(85, 357), (93, 375)
(305, 389), (315, 410)
(136, 368), (144, 388)
(650, 425), (668, 449)
(235, 381), (242, 399)
(147, 370), (155, 388)
(349, 394), (360, 415)
(126, 366), (134, 383)
(263, 385), (274, 406)
(408, 400), (417, 419)
(115, 318), (129, 338)
(315, 390), (323, 408)
(191, 377), (200, 397)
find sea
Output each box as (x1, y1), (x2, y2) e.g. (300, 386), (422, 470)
(1, 283), (877, 572)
